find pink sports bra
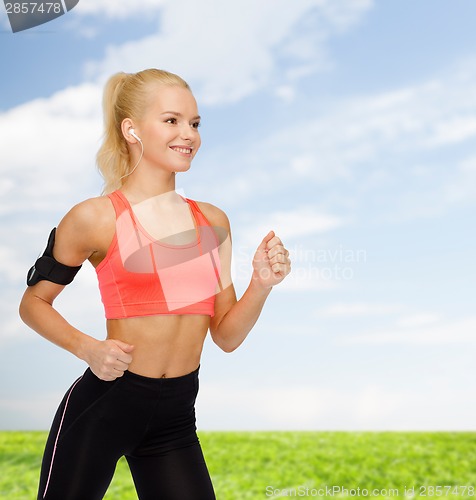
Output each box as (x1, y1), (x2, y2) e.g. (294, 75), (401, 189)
(95, 190), (220, 319)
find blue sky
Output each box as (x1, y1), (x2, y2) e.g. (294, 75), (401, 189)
(0, 0), (475, 431)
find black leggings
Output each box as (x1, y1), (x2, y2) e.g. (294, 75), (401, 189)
(38, 366), (215, 500)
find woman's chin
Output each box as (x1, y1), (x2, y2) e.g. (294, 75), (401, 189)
(172, 163), (192, 174)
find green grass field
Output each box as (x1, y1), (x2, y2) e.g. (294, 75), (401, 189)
(1, 431), (475, 499)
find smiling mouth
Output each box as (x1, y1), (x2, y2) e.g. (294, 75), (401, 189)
(170, 146), (193, 155)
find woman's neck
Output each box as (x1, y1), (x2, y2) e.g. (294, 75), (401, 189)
(121, 170), (178, 203)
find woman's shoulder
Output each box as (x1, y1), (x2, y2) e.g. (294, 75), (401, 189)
(57, 194), (116, 239)
(52, 194), (116, 263)
(63, 194), (114, 224)
(194, 200), (230, 230)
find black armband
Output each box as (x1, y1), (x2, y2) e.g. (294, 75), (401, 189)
(27, 228), (82, 286)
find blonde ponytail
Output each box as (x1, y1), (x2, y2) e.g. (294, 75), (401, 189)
(96, 69), (191, 194)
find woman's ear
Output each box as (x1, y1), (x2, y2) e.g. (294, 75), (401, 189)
(121, 118), (138, 144)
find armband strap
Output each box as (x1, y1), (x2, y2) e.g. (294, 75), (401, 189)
(27, 228), (82, 286)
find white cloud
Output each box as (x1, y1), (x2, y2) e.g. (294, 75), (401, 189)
(75, 0), (166, 19)
(315, 0), (374, 32)
(274, 85), (297, 103)
(340, 316), (476, 346)
(0, 82), (103, 213)
(0, 10), (10, 30)
(209, 56), (476, 225)
(265, 72), (476, 184)
(230, 207), (344, 291)
(424, 116), (476, 148)
(0, 391), (64, 429)
(0, 244), (30, 283)
(317, 302), (403, 317)
(197, 380), (476, 430)
(1, 83), (101, 170)
(443, 154), (476, 204)
(273, 266), (338, 292)
(242, 207), (344, 244)
(396, 313), (441, 328)
(187, 57), (476, 219)
(82, 0), (373, 105)
(0, 314), (31, 346)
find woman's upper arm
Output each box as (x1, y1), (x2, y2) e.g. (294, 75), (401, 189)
(22, 198), (105, 305)
(197, 202), (237, 333)
(53, 198), (104, 267)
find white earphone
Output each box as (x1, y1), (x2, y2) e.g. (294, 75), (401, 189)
(120, 128), (144, 180)
(129, 128), (142, 142)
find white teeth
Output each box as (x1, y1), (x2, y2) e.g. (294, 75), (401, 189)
(172, 146), (192, 154)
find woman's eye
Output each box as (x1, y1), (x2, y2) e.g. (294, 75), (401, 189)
(166, 118), (177, 124)
(192, 122), (201, 129)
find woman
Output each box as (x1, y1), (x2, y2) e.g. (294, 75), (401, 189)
(19, 68), (291, 500)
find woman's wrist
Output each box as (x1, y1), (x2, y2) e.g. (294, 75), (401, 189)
(249, 272), (274, 296)
(74, 333), (98, 362)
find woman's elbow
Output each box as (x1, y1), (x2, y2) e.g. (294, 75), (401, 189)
(18, 288), (48, 327)
(219, 343), (238, 354)
(19, 290), (33, 325)
(210, 331), (238, 353)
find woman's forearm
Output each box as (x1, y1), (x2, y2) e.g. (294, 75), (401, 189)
(20, 288), (134, 381)
(211, 279), (272, 352)
(210, 230), (291, 352)
(19, 289), (97, 361)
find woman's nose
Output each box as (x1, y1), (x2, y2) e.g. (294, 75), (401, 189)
(179, 124), (194, 141)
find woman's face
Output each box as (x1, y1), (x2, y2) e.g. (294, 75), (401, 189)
(135, 85), (201, 174)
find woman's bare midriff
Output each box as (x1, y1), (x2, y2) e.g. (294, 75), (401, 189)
(106, 314), (211, 378)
